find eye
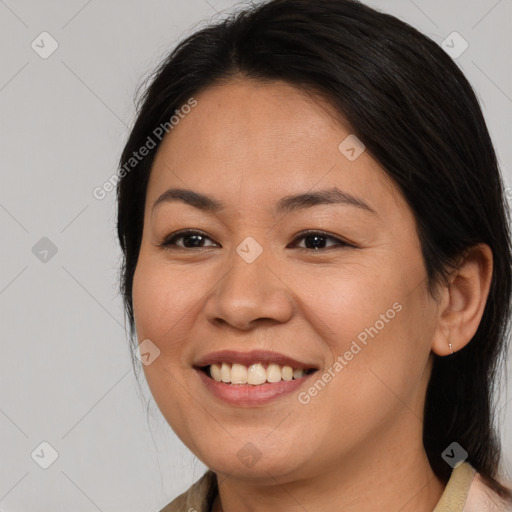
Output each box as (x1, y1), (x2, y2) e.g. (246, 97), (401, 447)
(159, 229), (355, 251)
(288, 230), (356, 250)
(159, 230), (218, 249)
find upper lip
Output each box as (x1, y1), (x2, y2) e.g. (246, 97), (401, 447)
(193, 350), (318, 370)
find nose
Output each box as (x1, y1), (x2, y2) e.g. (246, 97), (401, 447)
(203, 249), (295, 331)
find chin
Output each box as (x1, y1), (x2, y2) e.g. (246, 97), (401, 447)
(197, 443), (314, 482)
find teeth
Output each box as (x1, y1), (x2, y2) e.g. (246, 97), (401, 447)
(282, 365), (293, 381)
(231, 363), (247, 384)
(293, 368), (304, 380)
(221, 363), (231, 383)
(266, 363), (282, 383)
(247, 363), (267, 385)
(208, 362), (308, 385)
(210, 363), (222, 382)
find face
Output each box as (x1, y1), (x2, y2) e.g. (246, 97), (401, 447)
(132, 78), (439, 482)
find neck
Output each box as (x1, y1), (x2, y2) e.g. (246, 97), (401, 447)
(212, 418), (445, 512)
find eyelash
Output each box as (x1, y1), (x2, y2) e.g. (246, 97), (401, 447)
(159, 229), (356, 251)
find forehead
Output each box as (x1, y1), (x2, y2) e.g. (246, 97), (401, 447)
(147, 78), (407, 219)
(169, 78), (350, 153)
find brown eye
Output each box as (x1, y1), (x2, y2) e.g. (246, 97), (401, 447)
(160, 230), (218, 249)
(288, 230), (355, 250)
(159, 229), (356, 251)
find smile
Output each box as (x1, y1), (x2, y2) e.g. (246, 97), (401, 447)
(193, 350), (319, 406)
(202, 362), (316, 385)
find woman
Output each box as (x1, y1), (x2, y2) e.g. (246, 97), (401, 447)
(116, 0), (512, 510)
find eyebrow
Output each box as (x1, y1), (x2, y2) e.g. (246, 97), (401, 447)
(151, 187), (378, 217)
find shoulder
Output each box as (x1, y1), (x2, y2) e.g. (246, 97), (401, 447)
(158, 470), (217, 512)
(434, 462), (512, 512)
(463, 473), (512, 512)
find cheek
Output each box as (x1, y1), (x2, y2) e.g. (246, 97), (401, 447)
(132, 255), (204, 347)
(297, 262), (431, 406)
(293, 261), (403, 348)
(131, 257), (204, 434)
(300, 308), (430, 451)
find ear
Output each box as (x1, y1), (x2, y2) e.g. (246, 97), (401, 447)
(431, 243), (493, 356)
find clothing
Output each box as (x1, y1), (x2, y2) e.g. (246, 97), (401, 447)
(159, 470), (217, 512)
(433, 462), (511, 511)
(159, 461), (512, 511)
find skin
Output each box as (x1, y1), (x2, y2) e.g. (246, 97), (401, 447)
(132, 77), (493, 511)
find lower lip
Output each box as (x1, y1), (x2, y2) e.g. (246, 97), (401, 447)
(195, 368), (316, 406)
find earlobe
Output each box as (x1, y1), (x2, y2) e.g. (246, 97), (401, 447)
(430, 243), (493, 357)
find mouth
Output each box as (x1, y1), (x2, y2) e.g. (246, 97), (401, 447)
(197, 362), (317, 385)
(192, 350), (319, 405)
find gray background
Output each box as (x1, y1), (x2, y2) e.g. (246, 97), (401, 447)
(0, 0), (511, 510)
